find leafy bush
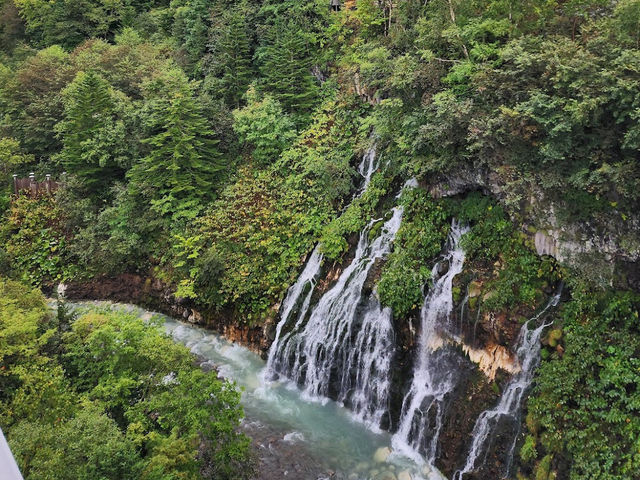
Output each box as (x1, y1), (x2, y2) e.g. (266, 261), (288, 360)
(527, 290), (640, 480)
(0, 195), (73, 286)
(0, 279), (253, 480)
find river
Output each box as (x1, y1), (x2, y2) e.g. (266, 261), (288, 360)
(60, 301), (445, 480)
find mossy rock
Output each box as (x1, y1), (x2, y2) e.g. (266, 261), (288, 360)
(368, 219), (384, 243)
(469, 296), (478, 310)
(535, 454), (553, 480)
(468, 280), (482, 298)
(526, 410), (540, 435)
(452, 286), (462, 303)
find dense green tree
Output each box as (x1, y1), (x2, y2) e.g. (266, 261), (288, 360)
(0, 46), (76, 161)
(232, 87), (297, 165)
(9, 407), (143, 480)
(55, 70), (129, 195)
(171, 0), (210, 73)
(13, 0), (134, 49)
(0, 281), (253, 480)
(204, 8), (253, 108)
(258, 18), (319, 119)
(128, 69), (224, 222)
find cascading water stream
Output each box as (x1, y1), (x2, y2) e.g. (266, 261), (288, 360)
(392, 222), (469, 465)
(265, 143), (380, 380)
(265, 145), (407, 430)
(454, 290), (562, 479)
(276, 206), (403, 429)
(358, 144), (378, 193)
(264, 245), (323, 378)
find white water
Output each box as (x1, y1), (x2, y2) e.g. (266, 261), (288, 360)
(358, 144), (378, 193)
(454, 292), (562, 479)
(392, 222), (469, 465)
(275, 207), (403, 429)
(61, 301), (444, 480)
(265, 144), (379, 380)
(266, 145), (404, 431)
(264, 245), (323, 378)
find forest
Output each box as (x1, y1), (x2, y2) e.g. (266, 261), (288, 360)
(1, 0), (639, 479)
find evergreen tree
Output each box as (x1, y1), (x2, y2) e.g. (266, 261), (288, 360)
(172, 0), (211, 74)
(209, 10), (253, 108)
(258, 18), (319, 119)
(129, 71), (224, 221)
(56, 71), (127, 195)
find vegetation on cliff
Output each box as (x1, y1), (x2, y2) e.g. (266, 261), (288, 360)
(1, 0), (639, 478)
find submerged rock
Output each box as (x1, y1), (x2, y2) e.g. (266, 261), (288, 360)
(373, 447), (391, 463)
(397, 471), (412, 480)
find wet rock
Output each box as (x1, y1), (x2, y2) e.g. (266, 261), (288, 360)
(373, 447), (391, 463)
(397, 471), (412, 480)
(374, 471), (396, 480)
(435, 259), (450, 277)
(468, 281), (482, 298)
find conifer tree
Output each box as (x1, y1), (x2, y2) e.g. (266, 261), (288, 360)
(258, 18), (319, 119)
(56, 71), (127, 195)
(217, 11), (253, 108)
(129, 71), (224, 221)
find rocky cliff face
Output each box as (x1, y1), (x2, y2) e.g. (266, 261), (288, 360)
(427, 168), (640, 292)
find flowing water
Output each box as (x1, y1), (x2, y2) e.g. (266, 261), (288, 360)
(265, 144), (379, 380)
(392, 222), (469, 465)
(60, 300), (444, 480)
(454, 291), (562, 479)
(271, 207), (403, 429)
(264, 244), (323, 378)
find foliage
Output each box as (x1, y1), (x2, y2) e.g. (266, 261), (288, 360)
(448, 193), (560, 313)
(378, 188), (449, 317)
(0, 280), (253, 480)
(257, 17), (319, 122)
(55, 70), (129, 195)
(232, 87), (297, 166)
(527, 290), (640, 480)
(203, 6), (254, 108)
(0, 195), (72, 285)
(128, 69), (224, 223)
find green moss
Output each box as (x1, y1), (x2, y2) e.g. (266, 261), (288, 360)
(547, 328), (562, 347)
(368, 219), (384, 243)
(452, 285), (462, 303)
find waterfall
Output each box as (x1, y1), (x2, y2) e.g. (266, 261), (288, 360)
(277, 207), (403, 428)
(265, 245), (324, 378)
(392, 222), (469, 465)
(339, 292), (395, 430)
(264, 144), (403, 430)
(454, 291), (562, 479)
(358, 143), (377, 193)
(265, 143), (379, 379)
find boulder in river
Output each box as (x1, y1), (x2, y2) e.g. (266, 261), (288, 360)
(373, 447), (391, 463)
